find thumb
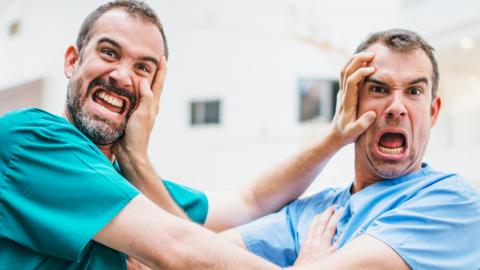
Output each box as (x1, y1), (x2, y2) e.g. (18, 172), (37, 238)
(351, 111), (376, 135)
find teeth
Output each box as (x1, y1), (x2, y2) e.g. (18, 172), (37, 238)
(95, 102), (120, 115)
(379, 146), (404, 154)
(97, 91), (124, 108)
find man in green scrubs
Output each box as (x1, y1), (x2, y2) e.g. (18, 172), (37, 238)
(0, 1), (374, 269)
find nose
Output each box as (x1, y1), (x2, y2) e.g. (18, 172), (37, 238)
(108, 62), (133, 90)
(384, 92), (407, 120)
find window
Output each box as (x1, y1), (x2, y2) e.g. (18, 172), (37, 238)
(190, 100), (221, 126)
(299, 78), (339, 122)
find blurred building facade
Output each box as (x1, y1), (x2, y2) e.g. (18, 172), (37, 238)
(1, 0), (479, 193)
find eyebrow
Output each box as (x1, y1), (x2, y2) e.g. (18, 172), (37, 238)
(364, 77), (388, 86)
(364, 77), (429, 86)
(98, 37), (121, 49)
(141, 56), (159, 68)
(97, 37), (159, 68)
(409, 77), (429, 86)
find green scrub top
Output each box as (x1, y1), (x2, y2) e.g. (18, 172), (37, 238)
(0, 108), (208, 269)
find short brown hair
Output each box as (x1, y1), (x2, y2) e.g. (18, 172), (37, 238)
(355, 29), (439, 97)
(76, 0), (169, 60)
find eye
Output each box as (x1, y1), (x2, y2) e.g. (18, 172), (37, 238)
(100, 48), (117, 59)
(136, 63), (151, 73)
(408, 87), (422, 96)
(370, 86), (387, 94)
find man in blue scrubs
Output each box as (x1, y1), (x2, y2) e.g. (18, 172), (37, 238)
(224, 29), (480, 270)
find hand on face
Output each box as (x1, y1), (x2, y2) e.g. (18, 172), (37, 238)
(329, 52), (377, 146)
(113, 56), (167, 161)
(294, 206), (343, 266)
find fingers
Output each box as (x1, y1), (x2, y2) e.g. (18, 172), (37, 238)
(343, 66), (376, 115)
(151, 56), (167, 105)
(350, 111), (376, 136)
(333, 234), (343, 250)
(305, 206), (335, 244)
(294, 206), (343, 265)
(139, 79), (154, 108)
(330, 52), (377, 146)
(340, 52), (374, 89)
(304, 205), (343, 248)
(322, 207), (343, 245)
(340, 52), (374, 114)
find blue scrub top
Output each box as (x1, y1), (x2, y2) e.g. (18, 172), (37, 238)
(0, 108), (208, 269)
(239, 164), (480, 269)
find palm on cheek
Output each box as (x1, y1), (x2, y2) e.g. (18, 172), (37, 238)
(330, 53), (377, 145)
(114, 56), (167, 158)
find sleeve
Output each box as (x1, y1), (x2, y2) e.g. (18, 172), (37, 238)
(163, 179), (209, 224)
(236, 201), (302, 267)
(365, 177), (480, 270)
(0, 123), (140, 262)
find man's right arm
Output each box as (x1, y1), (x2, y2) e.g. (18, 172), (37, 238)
(94, 194), (279, 270)
(205, 52), (378, 231)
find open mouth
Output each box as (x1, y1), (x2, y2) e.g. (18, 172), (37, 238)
(376, 130), (408, 157)
(92, 89), (126, 115)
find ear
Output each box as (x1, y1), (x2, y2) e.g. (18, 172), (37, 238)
(64, 45), (80, 79)
(430, 95), (442, 127)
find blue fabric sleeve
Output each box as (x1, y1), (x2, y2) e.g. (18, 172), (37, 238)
(365, 176), (480, 270)
(237, 188), (340, 267)
(0, 110), (140, 262)
(237, 202), (300, 267)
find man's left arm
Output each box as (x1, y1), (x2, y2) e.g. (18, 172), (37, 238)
(205, 52), (377, 231)
(292, 235), (410, 270)
(293, 177), (480, 270)
(204, 132), (344, 231)
(114, 56), (188, 219)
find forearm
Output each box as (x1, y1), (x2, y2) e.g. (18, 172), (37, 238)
(96, 195), (279, 270)
(288, 235), (410, 270)
(117, 154), (187, 219)
(205, 130), (344, 231)
(163, 218), (279, 270)
(242, 130), (344, 220)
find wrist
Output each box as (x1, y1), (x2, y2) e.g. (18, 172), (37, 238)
(324, 127), (348, 150)
(116, 152), (151, 178)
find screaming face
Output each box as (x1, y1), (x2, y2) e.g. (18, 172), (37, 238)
(66, 76), (137, 145)
(63, 9), (164, 147)
(354, 44), (441, 182)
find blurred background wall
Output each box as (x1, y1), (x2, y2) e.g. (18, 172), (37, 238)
(1, 0), (479, 194)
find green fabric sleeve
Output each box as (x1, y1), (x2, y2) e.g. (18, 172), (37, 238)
(163, 180), (209, 224)
(0, 109), (139, 262)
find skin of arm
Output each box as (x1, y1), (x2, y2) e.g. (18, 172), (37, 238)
(208, 52), (378, 232)
(290, 208), (410, 269)
(204, 131), (346, 231)
(117, 62), (345, 231)
(290, 235), (410, 270)
(111, 51), (403, 269)
(117, 50), (377, 235)
(116, 53), (375, 232)
(289, 51), (410, 269)
(94, 194), (280, 270)
(113, 57), (187, 219)
(222, 53), (411, 270)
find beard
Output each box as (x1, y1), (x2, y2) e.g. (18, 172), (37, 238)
(357, 121), (416, 179)
(66, 77), (137, 145)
